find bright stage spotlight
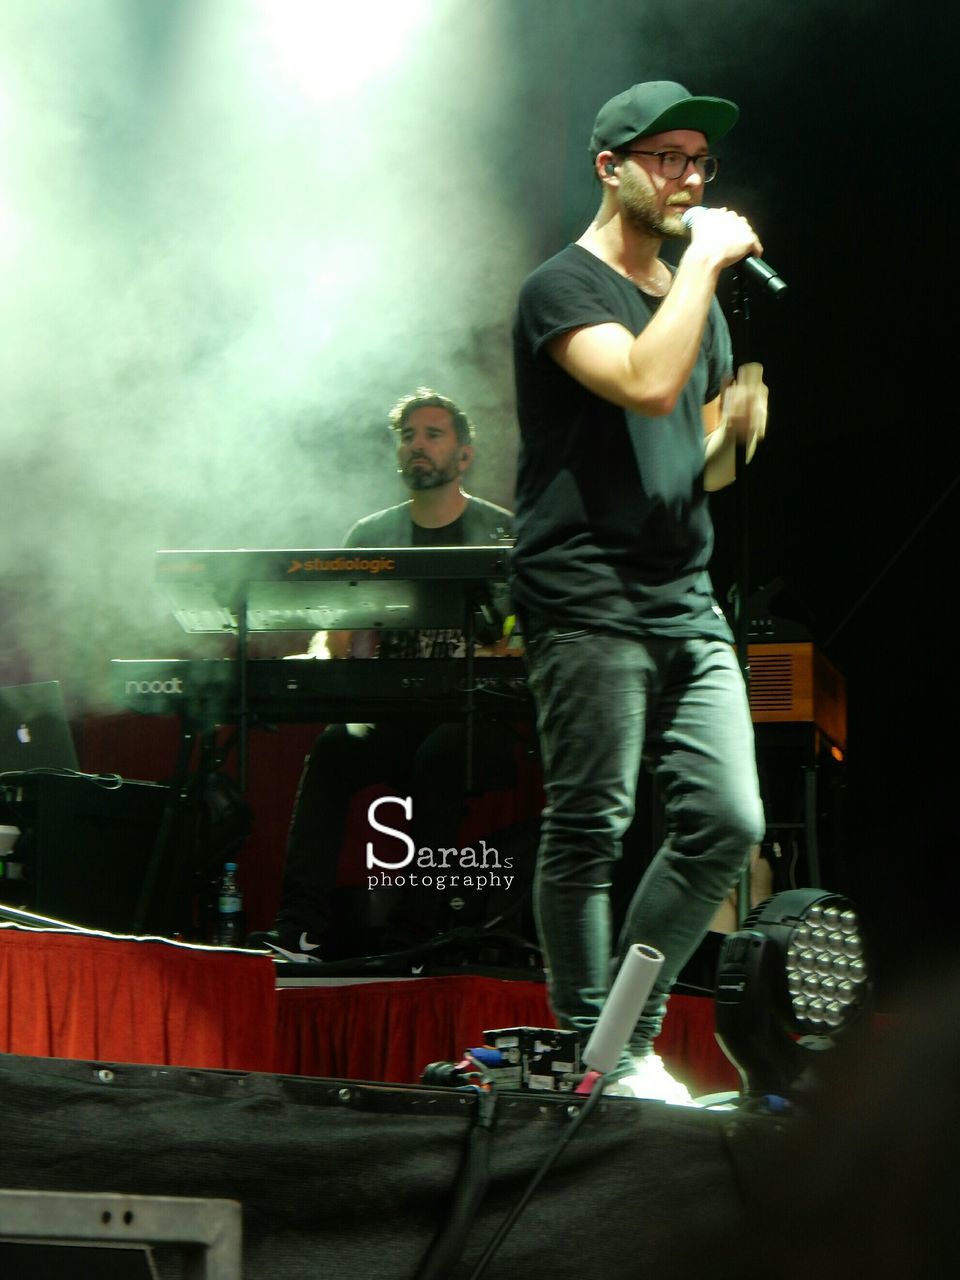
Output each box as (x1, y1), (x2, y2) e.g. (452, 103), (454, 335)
(715, 889), (870, 1102)
(251, 0), (432, 104)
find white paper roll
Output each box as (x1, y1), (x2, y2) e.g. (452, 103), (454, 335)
(582, 943), (664, 1074)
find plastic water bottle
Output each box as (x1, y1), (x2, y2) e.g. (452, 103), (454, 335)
(216, 862), (245, 946)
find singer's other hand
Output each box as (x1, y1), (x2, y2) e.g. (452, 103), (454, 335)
(686, 206), (762, 270)
(722, 362), (768, 450)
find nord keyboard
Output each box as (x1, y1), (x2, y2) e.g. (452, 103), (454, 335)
(155, 546), (512, 634)
(111, 657), (531, 723)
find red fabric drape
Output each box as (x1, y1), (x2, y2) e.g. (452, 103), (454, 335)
(275, 976), (554, 1084)
(0, 929), (277, 1072)
(274, 977), (739, 1094)
(657, 992), (740, 1096)
(0, 929), (738, 1093)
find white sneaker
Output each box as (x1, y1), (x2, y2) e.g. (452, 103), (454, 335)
(604, 1054), (697, 1107)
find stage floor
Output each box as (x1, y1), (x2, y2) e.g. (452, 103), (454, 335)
(0, 1046), (767, 1280)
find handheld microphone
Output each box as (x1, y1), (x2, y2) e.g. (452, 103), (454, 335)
(680, 206), (787, 297)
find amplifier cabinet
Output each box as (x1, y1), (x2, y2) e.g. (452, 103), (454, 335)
(747, 642), (847, 752)
(1, 775), (187, 935)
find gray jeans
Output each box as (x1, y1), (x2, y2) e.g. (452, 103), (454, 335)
(524, 625), (765, 1060)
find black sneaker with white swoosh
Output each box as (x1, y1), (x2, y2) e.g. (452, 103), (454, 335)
(246, 926), (323, 963)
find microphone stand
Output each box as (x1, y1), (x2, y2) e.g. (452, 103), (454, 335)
(729, 267), (752, 926)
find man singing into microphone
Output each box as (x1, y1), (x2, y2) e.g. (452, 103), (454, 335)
(511, 80), (767, 1102)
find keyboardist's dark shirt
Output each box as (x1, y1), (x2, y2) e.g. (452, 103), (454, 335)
(343, 496), (514, 659)
(379, 519), (465, 659)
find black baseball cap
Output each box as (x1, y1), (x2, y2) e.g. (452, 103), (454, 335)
(589, 80), (739, 157)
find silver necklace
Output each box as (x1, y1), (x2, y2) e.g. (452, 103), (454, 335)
(628, 262), (669, 296)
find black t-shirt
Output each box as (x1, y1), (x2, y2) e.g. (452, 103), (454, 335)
(511, 242), (733, 640)
(378, 516), (467, 658)
(411, 516), (465, 547)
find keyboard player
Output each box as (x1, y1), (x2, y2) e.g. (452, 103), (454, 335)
(247, 388), (518, 961)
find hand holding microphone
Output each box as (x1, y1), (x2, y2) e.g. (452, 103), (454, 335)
(681, 206), (787, 296)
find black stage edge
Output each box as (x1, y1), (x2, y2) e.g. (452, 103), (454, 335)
(0, 1052), (779, 1280)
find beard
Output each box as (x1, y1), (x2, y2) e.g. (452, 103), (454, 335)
(402, 455), (461, 491)
(619, 168), (688, 239)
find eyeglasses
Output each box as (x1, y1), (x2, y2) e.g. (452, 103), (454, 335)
(619, 149), (720, 183)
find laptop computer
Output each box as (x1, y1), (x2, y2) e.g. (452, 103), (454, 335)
(0, 681), (80, 775)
